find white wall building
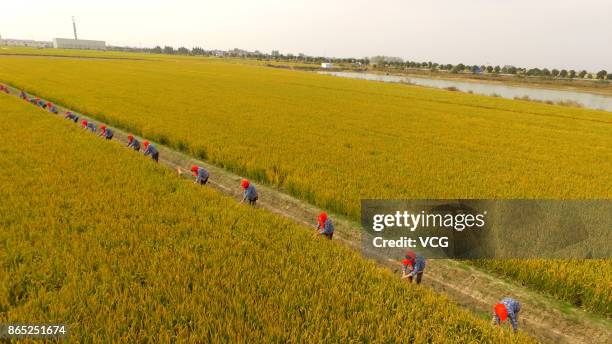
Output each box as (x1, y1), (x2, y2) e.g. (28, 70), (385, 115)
(0, 35), (52, 48)
(321, 62), (333, 69)
(53, 38), (106, 50)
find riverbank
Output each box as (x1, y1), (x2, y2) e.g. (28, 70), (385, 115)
(320, 71), (612, 112)
(365, 68), (612, 97)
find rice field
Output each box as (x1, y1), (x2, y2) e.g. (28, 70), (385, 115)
(0, 94), (535, 342)
(0, 50), (610, 317)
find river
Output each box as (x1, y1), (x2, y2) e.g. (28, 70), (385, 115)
(319, 71), (612, 112)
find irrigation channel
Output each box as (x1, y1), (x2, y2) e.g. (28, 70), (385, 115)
(1, 83), (610, 343)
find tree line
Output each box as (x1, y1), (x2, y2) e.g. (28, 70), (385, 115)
(106, 45), (611, 81)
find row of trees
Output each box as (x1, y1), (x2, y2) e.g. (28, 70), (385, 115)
(370, 57), (611, 80)
(107, 45), (611, 81)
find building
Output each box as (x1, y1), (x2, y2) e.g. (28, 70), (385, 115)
(53, 38), (106, 50)
(0, 35), (52, 48)
(321, 62), (333, 69)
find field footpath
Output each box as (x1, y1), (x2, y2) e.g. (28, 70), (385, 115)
(1, 83), (610, 343)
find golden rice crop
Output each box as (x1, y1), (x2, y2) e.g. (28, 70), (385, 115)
(0, 51), (610, 316)
(0, 95), (533, 342)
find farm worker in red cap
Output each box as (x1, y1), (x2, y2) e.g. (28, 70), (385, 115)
(143, 141), (159, 162)
(98, 125), (114, 140)
(401, 257), (414, 278)
(127, 135), (141, 151)
(492, 297), (521, 332)
(190, 165), (209, 185)
(316, 212), (334, 239)
(402, 250), (426, 284)
(240, 179), (258, 205)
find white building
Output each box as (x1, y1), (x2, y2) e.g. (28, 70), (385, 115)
(0, 35), (52, 48)
(53, 38), (106, 50)
(321, 62), (333, 69)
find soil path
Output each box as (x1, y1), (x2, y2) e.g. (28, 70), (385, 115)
(2, 83), (610, 343)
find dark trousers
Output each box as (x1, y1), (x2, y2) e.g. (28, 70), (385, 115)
(197, 177), (209, 185)
(409, 272), (423, 284)
(152, 152), (159, 162)
(322, 232), (333, 240)
(248, 197), (258, 205)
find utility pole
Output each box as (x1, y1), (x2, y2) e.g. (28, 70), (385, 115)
(72, 16), (78, 40)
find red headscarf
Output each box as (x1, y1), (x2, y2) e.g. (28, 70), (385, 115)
(494, 303), (508, 321)
(143, 141), (150, 148)
(402, 258), (413, 268)
(127, 135), (134, 142)
(318, 212), (328, 227)
(241, 179), (249, 189)
(82, 119), (88, 127)
(191, 165), (199, 175)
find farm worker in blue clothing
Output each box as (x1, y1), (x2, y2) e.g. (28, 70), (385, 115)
(86, 122), (97, 132)
(49, 104), (59, 114)
(99, 125), (113, 140)
(240, 179), (258, 205)
(127, 135), (140, 151)
(64, 111), (79, 123)
(493, 298), (521, 332)
(316, 212), (334, 239)
(190, 165), (209, 185)
(402, 250), (426, 284)
(143, 141), (159, 162)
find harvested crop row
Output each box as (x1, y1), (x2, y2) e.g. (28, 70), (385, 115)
(0, 95), (532, 342)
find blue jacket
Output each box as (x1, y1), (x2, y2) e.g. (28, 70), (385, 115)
(86, 123), (97, 132)
(104, 129), (113, 139)
(196, 167), (209, 183)
(243, 184), (258, 201)
(144, 144), (158, 156)
(318, 218), (334, 235)
(408, 254), (426, 276)
(128, 139), (140, 150)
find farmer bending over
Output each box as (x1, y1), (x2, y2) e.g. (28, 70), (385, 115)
(402, 250), (426, 284)
(65, 112), (79, 123)
(99, 125), (113, 140)
(493, 297), (521, 332)
(127, 135), (141, 151)
(143, 141), (159, 162)
(240, 179), (258, 205)
(316, 212), (334, 239)
(191, 165), (209, 185)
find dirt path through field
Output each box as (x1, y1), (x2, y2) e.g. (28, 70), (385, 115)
(2, 84), (610, 343)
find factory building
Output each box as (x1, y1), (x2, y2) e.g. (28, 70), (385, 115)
(53, 38), (106, 50)
(0, 35), (52, 48)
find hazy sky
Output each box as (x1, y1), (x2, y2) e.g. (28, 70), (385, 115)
(2, 0), (611, 71)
